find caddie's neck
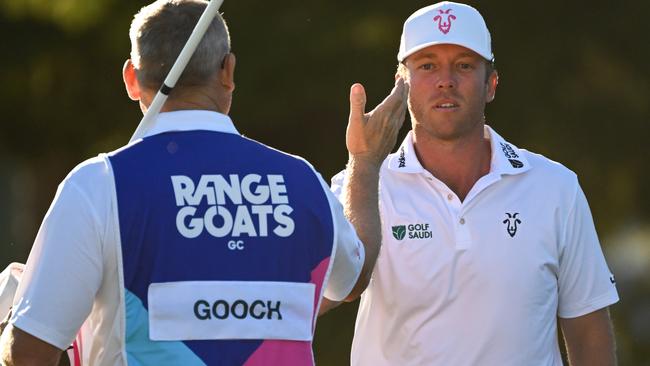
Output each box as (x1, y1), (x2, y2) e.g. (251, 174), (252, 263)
(412, 122), (492, 202)
(138, 84), (232, 115)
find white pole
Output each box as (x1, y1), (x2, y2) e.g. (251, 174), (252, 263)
(129, 0), (225, 143)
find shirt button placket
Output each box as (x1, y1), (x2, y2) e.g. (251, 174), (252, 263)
(456, 215), (471, 250)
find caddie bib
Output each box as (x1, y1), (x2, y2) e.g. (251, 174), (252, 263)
(109, 130), (334, 365)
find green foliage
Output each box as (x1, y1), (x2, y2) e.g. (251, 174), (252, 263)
(0, 0), (648, 364)
(0, 0), (116, 32)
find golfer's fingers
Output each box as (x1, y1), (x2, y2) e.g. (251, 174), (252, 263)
(402, 80), (410, 105)
(349, 83), (367, 125)
(395, 81), (409, 122)
(384, 79), (408, 125)
(395, 106), (406, 129)
(374, 78), (406, 119)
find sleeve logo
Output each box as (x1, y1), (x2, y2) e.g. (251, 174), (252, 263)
(609, 275), (616, 285)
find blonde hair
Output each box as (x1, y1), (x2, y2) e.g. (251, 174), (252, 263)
(129, 0), (230, 90)
(396, 63), (409, 80)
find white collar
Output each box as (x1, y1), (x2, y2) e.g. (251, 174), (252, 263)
(487, 125), (531, 175)
(387, 125), (531, 176)
(142, 110), (239, 138)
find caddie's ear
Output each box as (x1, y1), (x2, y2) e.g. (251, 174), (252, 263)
(219, 53), (236, 93)
(123, 59), (141, 101)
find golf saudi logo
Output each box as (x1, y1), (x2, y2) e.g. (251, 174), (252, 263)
(392, 225), (406, 240)
(392, 223), (432, 240)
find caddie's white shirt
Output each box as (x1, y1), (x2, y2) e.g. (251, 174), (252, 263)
(10, 110), (364, 366)
(331, 126), (619, 366)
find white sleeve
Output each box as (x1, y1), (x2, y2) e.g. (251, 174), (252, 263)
(329, 169), (346, 200)
(557, 184), (619, 318)
(10, 176), (104, 350)
(313, 171), (364, 302)
(0, 263), (23, 320)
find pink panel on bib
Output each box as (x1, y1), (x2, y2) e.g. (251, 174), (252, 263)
(243, 257), (330, 366)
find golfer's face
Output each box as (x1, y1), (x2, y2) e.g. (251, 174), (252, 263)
(404, 44), (495, 141)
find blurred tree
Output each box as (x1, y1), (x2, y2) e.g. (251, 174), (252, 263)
(0, 0), (648, 364)
(0, 0), (116, 32)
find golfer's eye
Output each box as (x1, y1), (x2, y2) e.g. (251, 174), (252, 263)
(457, 62), (473, 70)
(419, 63), (434, 71)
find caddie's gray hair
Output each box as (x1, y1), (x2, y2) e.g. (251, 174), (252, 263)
(129, 0), (230, 90)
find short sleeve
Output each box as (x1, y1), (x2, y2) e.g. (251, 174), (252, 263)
(0, 263), (24, 319)
(10, 177), (105, 350)
(330, 169), (346, 201)
(557, 184), (619, 318)
(311, 171), (364, 301)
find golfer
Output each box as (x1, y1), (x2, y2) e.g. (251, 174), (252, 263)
(0, 0), (406, 364)
(332, 2), (619, 365)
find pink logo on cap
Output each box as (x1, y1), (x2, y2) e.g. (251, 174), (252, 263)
(433, 9), (456, 34)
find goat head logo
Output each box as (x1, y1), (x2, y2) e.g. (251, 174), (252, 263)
(433, 9), (456, 34)
(503, 212), (521, 238)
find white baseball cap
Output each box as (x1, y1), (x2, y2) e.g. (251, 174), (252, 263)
(398, 1), (493, 62)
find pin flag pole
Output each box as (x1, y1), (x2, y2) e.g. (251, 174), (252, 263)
(129, 0), (225, 143)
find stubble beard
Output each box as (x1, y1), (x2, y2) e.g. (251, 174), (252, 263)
(409, 103), (484, 143)
(408, 92), (487, 143)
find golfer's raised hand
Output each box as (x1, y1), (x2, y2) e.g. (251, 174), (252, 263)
(346, 78), (408, 166)
(341, 78), (408, 300)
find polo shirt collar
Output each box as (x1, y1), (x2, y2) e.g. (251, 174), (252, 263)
(387, 131), (425, 173)
(387, 125), (530, 176)
(487, 125), (530, 175)
(142, 110), (239, 138)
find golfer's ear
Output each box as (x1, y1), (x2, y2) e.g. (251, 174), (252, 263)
(486, 69), (498, 103)
(123, 59), (141, 101)
(219, 53), (235, 93)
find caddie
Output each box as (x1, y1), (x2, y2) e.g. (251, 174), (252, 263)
(332, 2), (619, 365)
(0, 0), (407, 364)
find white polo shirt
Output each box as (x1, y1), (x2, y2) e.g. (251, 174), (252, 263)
(10, 110), (364, 365)
(331, 126), (619, 366)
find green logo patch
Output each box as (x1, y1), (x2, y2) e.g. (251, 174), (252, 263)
(392, 225), (406, 240)
(391, 223), (433, 241)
